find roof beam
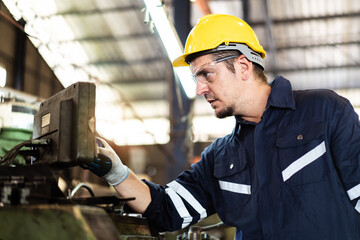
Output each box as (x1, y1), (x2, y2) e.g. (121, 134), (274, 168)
(251, 12), (360, 26)
(55, 32), (152, 44)
(87, 57), (169, 66)
(108, 77), (165, 85)
(39, 5), (141, 18)
(275, 40), (360, 51)
(268, 63), (360, 73)
(104, 84), (166, 102)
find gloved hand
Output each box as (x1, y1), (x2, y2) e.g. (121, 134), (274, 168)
(84, 137), (129, 186)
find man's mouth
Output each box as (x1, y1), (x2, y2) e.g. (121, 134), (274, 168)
(207, 99), (217, 108)
(205, 95), (218, 108)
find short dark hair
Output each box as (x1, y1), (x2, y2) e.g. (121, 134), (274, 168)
(211, 50), (268, 83)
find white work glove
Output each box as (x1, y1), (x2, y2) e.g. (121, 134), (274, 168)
(84, 137), (129, 186)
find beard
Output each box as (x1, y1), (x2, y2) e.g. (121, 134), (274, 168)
(215, 105), (234, 119)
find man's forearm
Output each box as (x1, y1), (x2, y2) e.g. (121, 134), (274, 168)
(113, 169), (151, 214)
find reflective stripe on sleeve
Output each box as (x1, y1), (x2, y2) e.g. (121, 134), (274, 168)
(167, 180), (207, 220)
(347, 183), (360, 201)
(218, 180), (251, 194)
(165, 187), (193, 228)
(355, 200), (360, 213)
(282, 141), (326, 182)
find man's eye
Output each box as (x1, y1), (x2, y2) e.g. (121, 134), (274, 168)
(199, 71), (209, 77)
(202, 71), (215, 80)
(194, 69), (216, 83)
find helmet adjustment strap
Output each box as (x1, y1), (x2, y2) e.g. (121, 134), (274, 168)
(216, 43), (265, 69)
(186, 43), (265, 69)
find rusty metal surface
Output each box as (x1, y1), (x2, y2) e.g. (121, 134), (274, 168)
(0, 204), (160, 240)
(110, 214), (155, 237)
(0, 205), (119, 240)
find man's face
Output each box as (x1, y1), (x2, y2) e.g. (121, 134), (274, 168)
(191, 54), (244, 118)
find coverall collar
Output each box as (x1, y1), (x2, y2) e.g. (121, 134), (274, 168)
(231, 76), (296, 140)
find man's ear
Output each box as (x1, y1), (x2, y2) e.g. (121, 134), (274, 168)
(236, 56), (252, 80)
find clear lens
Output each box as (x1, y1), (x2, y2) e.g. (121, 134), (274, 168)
(192, 55), (238, 84)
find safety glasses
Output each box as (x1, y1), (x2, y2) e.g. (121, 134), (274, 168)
(191, 55), (238, 84)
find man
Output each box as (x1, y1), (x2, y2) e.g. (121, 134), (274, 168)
(88, 14), (360, 239)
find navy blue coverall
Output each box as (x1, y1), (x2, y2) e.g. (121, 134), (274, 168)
(142, 76), (360, 240)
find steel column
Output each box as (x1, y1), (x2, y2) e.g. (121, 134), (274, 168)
(166, 0), (193, 182)
(13, 18), (26, 91)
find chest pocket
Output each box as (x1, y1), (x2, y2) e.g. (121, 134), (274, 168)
(213, 144), (251, 211)
(276, 121), (327, 186)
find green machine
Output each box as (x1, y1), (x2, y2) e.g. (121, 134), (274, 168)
(0, 98), (37, 165)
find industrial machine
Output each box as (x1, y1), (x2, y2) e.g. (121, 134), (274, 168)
(0, 82), (159, 240)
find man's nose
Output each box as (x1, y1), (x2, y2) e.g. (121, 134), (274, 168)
(196, 81), (209, 96)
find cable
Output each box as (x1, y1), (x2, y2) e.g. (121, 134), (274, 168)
(0, 139), (50, 166)
(69, 182), (95, 199)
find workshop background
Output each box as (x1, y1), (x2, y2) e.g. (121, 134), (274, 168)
(0, 0), (359, 239)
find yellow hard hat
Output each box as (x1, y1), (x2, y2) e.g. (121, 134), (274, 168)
(172, 14), (266, 68)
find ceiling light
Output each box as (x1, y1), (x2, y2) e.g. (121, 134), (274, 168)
(143, 0), (196, 99)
